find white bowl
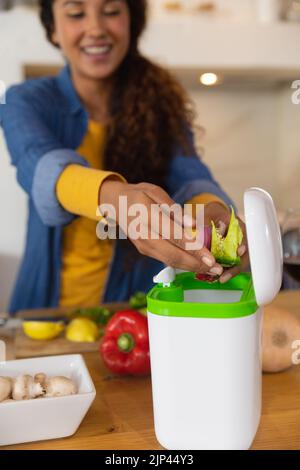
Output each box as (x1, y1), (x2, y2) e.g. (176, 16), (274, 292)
(0, 354), (96, 446)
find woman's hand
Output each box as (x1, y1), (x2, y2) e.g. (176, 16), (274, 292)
(203, 201), (249, 283)
(99, 180), (224, 275)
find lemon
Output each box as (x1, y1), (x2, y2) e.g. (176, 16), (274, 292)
(65, 318), (99, 343)
(23, 321), (65, 340)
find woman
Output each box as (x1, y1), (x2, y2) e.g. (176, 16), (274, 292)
(0, 0), (248, 313)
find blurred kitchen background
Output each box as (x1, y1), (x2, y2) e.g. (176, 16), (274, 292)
(1, 0), (300, 310)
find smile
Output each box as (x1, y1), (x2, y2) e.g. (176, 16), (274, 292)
(82, 45), (113, 57)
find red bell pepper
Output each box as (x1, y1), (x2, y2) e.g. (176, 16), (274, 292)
(100, 310), (150, 376)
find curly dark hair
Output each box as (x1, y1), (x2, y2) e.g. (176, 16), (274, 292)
(39, 0), (196, 191)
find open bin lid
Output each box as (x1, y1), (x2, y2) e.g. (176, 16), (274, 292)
(152, 188), (283, 308)
(244, 187), (282, 306)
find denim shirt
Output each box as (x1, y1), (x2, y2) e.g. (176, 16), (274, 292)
(0, 65), (234, 314)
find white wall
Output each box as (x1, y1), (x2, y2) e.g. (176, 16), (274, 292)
(0, 6), (298, 310)
(0, 6), (63, 310)
(277, 86), (300, 209)
(190, 86), (281, 211)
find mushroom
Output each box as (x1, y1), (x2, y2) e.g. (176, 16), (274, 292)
(0, 376), (12, 402)
(12, 375), (44, 400)
(34, 373), (47, 388)
(44, 376), (77, 397)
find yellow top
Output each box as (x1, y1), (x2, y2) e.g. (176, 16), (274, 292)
(56, 121), (227, 308)
(57, 121), (124, 308)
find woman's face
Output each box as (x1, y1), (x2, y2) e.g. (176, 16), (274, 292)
(52, 0), (130, 80)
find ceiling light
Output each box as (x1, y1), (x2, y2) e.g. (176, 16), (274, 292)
(200, 73), (219, 86)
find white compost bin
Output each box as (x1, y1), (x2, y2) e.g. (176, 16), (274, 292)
(147, 188), (283, 450)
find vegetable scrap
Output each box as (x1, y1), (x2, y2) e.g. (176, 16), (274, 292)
(211, 207), (243, 267)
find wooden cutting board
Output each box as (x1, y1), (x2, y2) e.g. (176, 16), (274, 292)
(14, 302), (129, 358)
(14, 331), (102, 358)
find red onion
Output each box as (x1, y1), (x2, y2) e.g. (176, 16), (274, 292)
(195, 273), (218, 283)
(203, 225), (212, 250)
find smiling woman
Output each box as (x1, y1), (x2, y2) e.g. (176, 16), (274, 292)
(51, 0), (131, 83)
(0, 0), (244, 313)
(39, 0), (194, 186)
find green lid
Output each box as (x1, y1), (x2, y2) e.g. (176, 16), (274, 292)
(147, 272), (258, 319)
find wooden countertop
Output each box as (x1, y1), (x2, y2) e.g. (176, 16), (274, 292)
(2, 291), (300, 450)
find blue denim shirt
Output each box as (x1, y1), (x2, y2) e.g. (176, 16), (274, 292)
(0, 66), (234, 314)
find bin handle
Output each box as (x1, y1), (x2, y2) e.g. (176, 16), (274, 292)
(153, 267), (176, 287)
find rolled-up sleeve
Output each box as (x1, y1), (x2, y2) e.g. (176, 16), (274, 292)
(0, 85), (89, 227)
(32, 150), (90, 226)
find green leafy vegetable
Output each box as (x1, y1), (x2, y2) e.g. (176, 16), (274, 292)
(69, 306), (113, 326)
(129, 291), (147, 309)
(211, 207), (243, 267)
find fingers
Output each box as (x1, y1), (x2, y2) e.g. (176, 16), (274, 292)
(136, 187), (219, 272)
(136, 183), (175, 207)
(109, 183), (240, 279)
(204, 201), (231, 226)
(128, 184), (250, 277)
(219, 214), (248, 282)
(219, 251), (250, 284)
(173, 225), (224, 274)
(152, 210), (223, 273)
(134, 238), (212, 273)
(218, 219), (249, 283)
(237, 244), (247, 257)
(124, 189), (204, 272)
(137, 182), (196, 228)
